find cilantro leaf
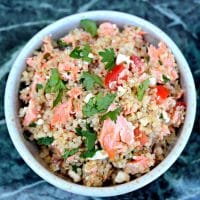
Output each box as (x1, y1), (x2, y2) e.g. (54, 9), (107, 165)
(162, 75), (170, 83)
(76, 125), (97, 158)
(99, 48), (116, 71)
(45, 69), (63, 93)
(83, 93), (116, 117)
(29, 122), (37, 127)
(96, 93), (116, 112)
(36, 84), (43, 92)
(100, 107), (121, 122)
(80, 149), (97, 158)
(75, 127), (83, 136)
(81, 44), (93, 63)
(37, 136), (54, 146)
(82, 97), (98, 117)
(72, 165), (78, 172)
(62, 148), (79, 159)
(70, 44), (92, 63)
(45, 68), (66, 107)
(160, 113), (164, 119)
(70, 46), (82, 59)
(53, 89), (63, 107)
(82, 130), (97, 151)
(81, 72), (103, 90)
(80, 19), (97, 37)
(57, 39), (71, 49)
(137, 79), (150, 101)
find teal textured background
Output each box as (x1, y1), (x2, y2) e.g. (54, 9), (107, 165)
(0, 0), (200, 199)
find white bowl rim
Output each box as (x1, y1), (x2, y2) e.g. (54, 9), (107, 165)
(4, 10), (196, 197)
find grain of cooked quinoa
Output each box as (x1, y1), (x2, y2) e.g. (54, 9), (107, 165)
(19, 19), (186, 186)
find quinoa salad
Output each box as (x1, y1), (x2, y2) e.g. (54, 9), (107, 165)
(19, 19), (186, 186)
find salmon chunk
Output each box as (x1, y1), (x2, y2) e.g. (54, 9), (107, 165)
(23, 99), (39, 127)
(99, 116), (135, 160)
(125, 154), (155, 175)
(51, 100), (72, 126)
(98, 22), (119, 37)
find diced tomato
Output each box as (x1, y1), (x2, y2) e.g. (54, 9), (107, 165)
(105, 64), (126, 87)
(156, 85), (169, 100)
(134, 127), (148, 146)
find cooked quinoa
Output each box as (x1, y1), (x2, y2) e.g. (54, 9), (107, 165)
(19, 20), (186, 186)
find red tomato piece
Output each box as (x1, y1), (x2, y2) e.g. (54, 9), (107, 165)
(105, 64), (126, 87)
(156, 85), (169, 100)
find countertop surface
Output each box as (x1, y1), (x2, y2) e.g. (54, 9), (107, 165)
(0, 0), (200, 199)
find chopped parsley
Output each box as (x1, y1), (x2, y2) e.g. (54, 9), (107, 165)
(29, 122), (37, 127)
(53, 89), (64, 107)
(62, 148), (79, 159)
(96, 93), (117, 112)
(160, 113), (164, 119)
(83, 97), (98, 117)
(37, 136), (54, 146)
(137, 79), (150, 101)
(76, 125), (97, 158)
(72, 165), (78, 172)
(82, 131), (96, 151)
(70, 46), (82, 58)
(45, 68), (66, 107)
(99, 48), (116, 71)
(80, 150), (97, 158)
(36, 84), (43, 92)
(162, 75), (170, 83)
(80, 72), (103, 90)
(75, 127), (83, 136)
(80, 19), (97, 37)
(70, 44), (92, 63)
(83, 92), (116, 117)
(100, 107), (121, 122)
(57, 39), (71, 49)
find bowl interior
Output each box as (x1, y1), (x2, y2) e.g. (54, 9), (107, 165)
(21, 19), (170, 173)
(5, 11), (196, 197)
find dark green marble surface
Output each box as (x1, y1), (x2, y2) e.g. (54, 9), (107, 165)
(0, 0), (200, 199)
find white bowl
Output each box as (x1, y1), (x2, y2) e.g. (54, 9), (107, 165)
(4, 11), (196, 197)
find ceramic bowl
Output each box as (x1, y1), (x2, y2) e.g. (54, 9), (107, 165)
(4, 11), (196, 197)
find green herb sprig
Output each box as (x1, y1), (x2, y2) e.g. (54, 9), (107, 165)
(99, 48), (116, 71)
(75, 126), (97, 158)
(62, 148), (79, 159)
(83, 92), (116, 117)
(45, 68), (66, 107)
(137, 79), (150, 101)
(37, 136), (54, 146)
(70, 44), (93, 63)
(80, 19), (97, 37)
(100, 107), (121, 122)
(80, 72), (103, 90)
